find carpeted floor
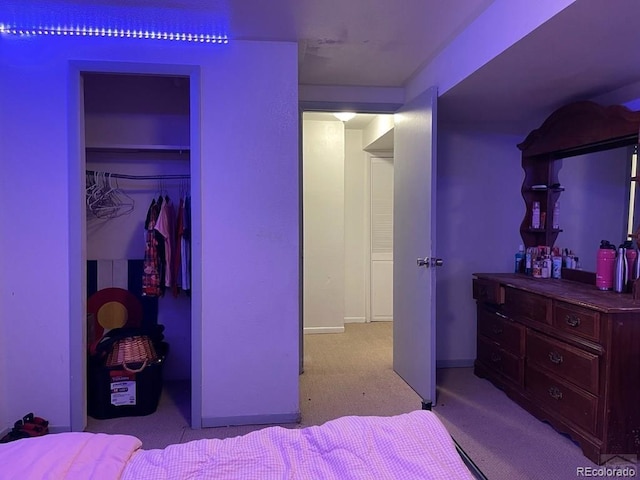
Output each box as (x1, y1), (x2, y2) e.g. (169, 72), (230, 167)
(86, 322), (636, 479)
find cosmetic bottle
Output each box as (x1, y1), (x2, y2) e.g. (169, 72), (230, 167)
(515, 245), (525, 273)
(552, 202), (560, 229)
(531, 202), (541, 229)
(542, 255), (551, 278)
(552, 256), (562, 279)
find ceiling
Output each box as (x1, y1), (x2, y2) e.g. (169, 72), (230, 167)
(438, 0), (640, 133)
(6, 0), (640, 134)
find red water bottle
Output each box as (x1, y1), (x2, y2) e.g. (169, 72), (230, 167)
(596, 240), (616, 290)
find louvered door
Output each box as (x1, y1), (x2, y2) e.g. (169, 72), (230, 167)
(370, 156), (394, 321)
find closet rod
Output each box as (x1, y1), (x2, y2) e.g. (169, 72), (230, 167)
(86, 170), (190, 180)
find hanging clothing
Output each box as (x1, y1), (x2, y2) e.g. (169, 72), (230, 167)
(155, 196), (175, 290)
(155, 196), (167, 296)
(181, 195), (191, 293)
(171, 196), (185, 297)
(142, 199), (162, 297)
(142, 192), (191, 298)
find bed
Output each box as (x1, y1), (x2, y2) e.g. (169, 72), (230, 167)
(0, 410), (486, 479)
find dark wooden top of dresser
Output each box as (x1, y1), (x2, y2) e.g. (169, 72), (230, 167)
(473, 273), (640, 314)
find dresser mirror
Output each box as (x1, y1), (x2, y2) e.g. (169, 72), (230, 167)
(557, 145), (634, 272)
(518, 101), (640, 276)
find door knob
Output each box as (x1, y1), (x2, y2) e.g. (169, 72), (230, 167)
(417, 257), (444, 268)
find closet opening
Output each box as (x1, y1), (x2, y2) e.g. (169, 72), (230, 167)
(79, 71), (196, 432)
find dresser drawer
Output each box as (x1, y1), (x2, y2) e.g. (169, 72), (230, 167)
(526, 330), (599, 394)
(477, 305), (524, 356)
(525, 365), (597, 434)
(477, 336), (523, 385)
(504, 287), (552, 325)
(473, 278), (505, 305)
(553, 301), (600, 342)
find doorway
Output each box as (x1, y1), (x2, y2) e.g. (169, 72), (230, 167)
(300, 109), (397, 421)
(300, 87), (439, 411)
(301, 111), (395, 335)
(68, 62), (203, 432)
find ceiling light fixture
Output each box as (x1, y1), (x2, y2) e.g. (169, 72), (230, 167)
(333, 112), (356, 122)
(0, 24), (229, 44)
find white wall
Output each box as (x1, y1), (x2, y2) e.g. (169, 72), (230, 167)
(363, 115), (394, 151)
(436, 126), (524, 365)
(303, 120), (345, 333)
(0, 34), (299, 430)
(304, 119), (392, 329)
(344, 129), (368, 323)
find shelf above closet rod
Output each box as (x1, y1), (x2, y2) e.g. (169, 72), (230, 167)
(86, 170), (190, 180)
(86, 144), (190, 154)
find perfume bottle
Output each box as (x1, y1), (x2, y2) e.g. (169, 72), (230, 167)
(552, 201), (560, 229)
(531, 201), (541, 229)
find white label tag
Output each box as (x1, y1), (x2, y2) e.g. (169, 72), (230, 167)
(110, 380), (136, 406)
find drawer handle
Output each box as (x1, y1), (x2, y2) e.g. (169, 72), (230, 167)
(548, 351), (563, 364)
(490, 352), (501, 363)
(548, 386), (563, 400)
(565, 315), (581, 328)
(495, 311), (508, 319)
(492, 325), (503, 335)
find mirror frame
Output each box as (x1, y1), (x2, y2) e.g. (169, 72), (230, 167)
(517, 101), (640, 282)
(519, 101), (640, 158)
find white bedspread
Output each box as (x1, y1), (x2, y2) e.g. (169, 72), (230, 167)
(0, 431), (141, 480)
(123, 410), (475, 480)
(0, 411), (475, 480)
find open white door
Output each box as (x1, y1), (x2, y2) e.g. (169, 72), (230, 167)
(392, 86), (439, 408)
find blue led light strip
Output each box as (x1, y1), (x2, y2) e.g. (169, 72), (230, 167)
(0, 24), (229, 44)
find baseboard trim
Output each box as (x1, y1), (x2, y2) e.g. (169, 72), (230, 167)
(344, 316), (366, 324)
(202, 412), (301, 428)
(436, 359), (475, 368)
(303, 326), (345, 334)
(371, 317), (393, 322)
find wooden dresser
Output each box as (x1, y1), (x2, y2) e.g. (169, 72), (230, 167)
(473, 273), (640, 464)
